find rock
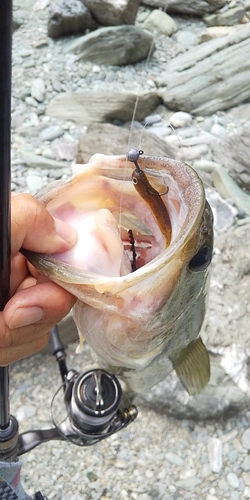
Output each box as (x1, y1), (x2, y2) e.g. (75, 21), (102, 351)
(31, 78), (45, 103)
(241, 428), (250, 450)
(211, 123), (250, 191)
(46, 90), (161, 125)
(142, 113), (162, 126)
(136, 348), (250, 419)
(156, 25), (250, 115)
(26, 169), (45, 193)
(211, 123), (227, 137)
(76, 123), (177, 164)
(175, 30), (199, 48)
(64, 25), (154, 65)
(175, 477), (202, 490)
(165, 453), (184, 466)
(141, 10), (178, 36)
(226, 472), (240, 489)
(212, 164), (250, 216)
(204, 7), (246, 26)
(39, 125), (64, 141)
(48, 0), (98, 39)
(141, 0), (227, 16)
(169, 111), (192, 128)
(198, 25), (246, 43)
(82, 0), (140, 26)
(21, 149), (70, 169)
(205, 188), (237, 233)
(208, 437), (223, 473)
(55, 141), (78, 160)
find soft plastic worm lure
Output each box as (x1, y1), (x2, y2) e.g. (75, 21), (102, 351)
(127, 149), (172, 247)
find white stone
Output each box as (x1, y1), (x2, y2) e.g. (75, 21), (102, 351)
(208, 437), (222, 473)
(142, 9), (177, 36)
(31, 77), (46, 102)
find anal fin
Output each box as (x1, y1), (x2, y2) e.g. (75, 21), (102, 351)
(170, 337), (210, 396)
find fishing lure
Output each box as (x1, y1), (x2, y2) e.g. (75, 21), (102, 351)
(127, 149), (172, 247)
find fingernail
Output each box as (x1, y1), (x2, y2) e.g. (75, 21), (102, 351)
(54, 218), (77, 247)
(8, 307), (44, 329)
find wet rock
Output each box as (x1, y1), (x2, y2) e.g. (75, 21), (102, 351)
(212, 164), (250, 216)
(82, 0), (140, 26)
(46, 90), (160, 125)
(64, 25), (154, 65)
(31, 78), (46, 103)
(76, 123), (177, 164)
(142, 10), (178, 36)
(204, 7), (246, 26)
(141, 0), (227, 16)
(48, 0), (98, 39)
(211, 123), (250, 191)
(156, 25), (250, 115)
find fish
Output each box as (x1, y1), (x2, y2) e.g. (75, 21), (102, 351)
(23, 152), (213, 395)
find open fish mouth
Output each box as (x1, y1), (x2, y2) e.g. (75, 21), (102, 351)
(24, 153), (213, 395)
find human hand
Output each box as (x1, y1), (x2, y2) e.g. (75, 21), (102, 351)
(0, 193), (78, 366)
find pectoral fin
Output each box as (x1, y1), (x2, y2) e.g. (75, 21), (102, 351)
(170, 337), (210, 396)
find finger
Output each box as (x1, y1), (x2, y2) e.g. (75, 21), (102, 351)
(2, 281), (76, 342)
(0, 333), (49, 366)
(11, 193), (77, 256)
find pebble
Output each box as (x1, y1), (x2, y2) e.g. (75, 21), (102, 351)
(165, 452), (184, 466)
(31, 77), (46, 102)
(169, 111), (192, 128)
(241, 428), (250, 449)
(208, 437), (223, 473)
(211, 123), (227, 137)
(227, 472), (240, 489)
(39, 125), (64, 141)
(175, 477), (202, 489)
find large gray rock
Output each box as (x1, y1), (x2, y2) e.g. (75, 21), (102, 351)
(82, 0), (140, 26)
(156, 25), (250, 115)
(76, 123), (177, 164)
(46, 90), (161, 124)
(204, 6), (246, 26)
(141, 0), (227, 15)
(64, 25), (154, 65)
(211, 123), (250, 191)
(48, 0), (98, 39)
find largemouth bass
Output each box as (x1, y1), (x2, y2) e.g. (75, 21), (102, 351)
(24, 152), (213, 395)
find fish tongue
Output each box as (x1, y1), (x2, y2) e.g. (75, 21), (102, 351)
(54, 208), (131, 277)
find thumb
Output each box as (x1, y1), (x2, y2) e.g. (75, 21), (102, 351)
(11, 193), (77, 256)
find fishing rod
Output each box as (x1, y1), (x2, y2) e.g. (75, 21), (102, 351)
(0, 0), (13, 435)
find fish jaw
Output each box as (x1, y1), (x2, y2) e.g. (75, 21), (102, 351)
(24, 154), (213, 394)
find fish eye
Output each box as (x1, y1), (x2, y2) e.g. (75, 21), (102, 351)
(132, 176), (138, 184)
(188, 245), (212, 272)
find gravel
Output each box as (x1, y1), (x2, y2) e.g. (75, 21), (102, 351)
(10, 1), (250, 499)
